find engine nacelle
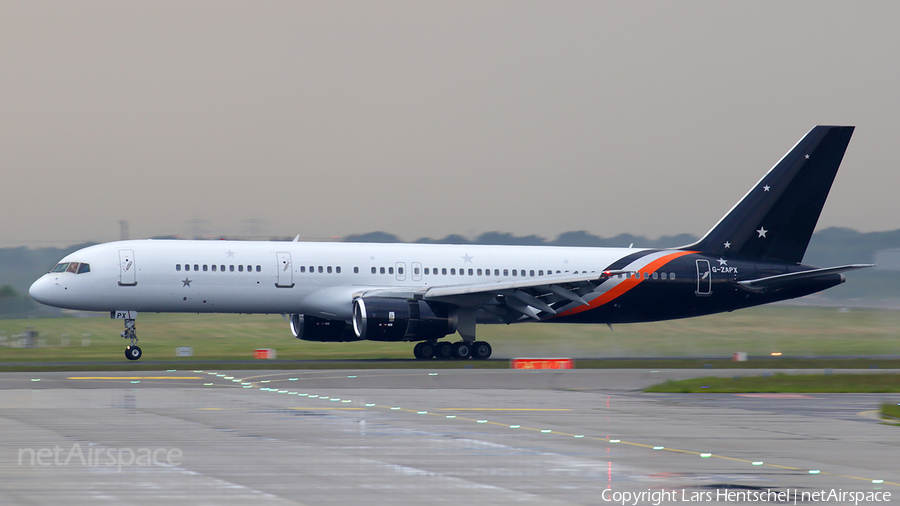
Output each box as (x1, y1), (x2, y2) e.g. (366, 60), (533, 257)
(289, 314), (361, 342)
(352, 297), (457, 342)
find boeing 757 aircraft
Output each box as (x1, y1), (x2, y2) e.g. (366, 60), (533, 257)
(30, 126), (870, 361)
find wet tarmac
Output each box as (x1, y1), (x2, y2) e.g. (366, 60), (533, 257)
(0, 369), (897, 505)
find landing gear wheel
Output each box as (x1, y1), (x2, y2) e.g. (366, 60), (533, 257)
(435, 341), (454, 360)
(413, 342), (425, 359)
(418, 342), (435, 359)
(472, 341), (492, 360)
(453, 341), (472, 360)
(125, 346), (142, 361)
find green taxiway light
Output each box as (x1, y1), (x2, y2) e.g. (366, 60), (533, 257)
(131, 381), (140, 384)
(342, 400), (351, 403)
(428, 373), (438, 376)
(418, 411), (428, 415)
(541, 429), (552, 433)
(30, 379), (40, 382)
(391, 407), (401, 410)
(510, 425), (520, 429)
(609, 439), (620, 443)
(167, 369), (176, 372)
(874, 480), (884, 484)
(204, 383), (214, 386)
(446, 415), (456, 419)
(701, 453), (712, 458)
(348, 376), (357, 378)
(574, 435), (584, 438)
(752, 462), (764, 466)
(365, 403), (376, 407)
(809, 470), (820, 475)
(477, 420), (487, 423)
(653, 446), (664, 450)
(289, 378), (298, 381)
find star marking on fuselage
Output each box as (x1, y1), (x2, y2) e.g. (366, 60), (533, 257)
(226, 250), (236, 258)
(717, 258), (728, 266)
(757, 227), (768, 238)
(763, 185), (770, 191)
(724, 241), (731, 249)
(805, 154), (810, 159)
(461, 254), (474, 263)
(370, 256), (375, 261)
(182, 277), (193, 287)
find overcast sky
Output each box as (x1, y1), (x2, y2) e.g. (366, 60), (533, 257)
(2, 1), (898, 247)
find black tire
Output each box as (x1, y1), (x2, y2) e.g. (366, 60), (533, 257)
(435, 341), (453, 360)
(125, 346), (142, 361)
(419, 342), (435, 359)
(413, 342), (425, 359)
(453, 342), (471, 359)
(472, 341), (492, 360)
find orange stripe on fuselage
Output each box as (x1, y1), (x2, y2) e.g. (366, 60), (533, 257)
(554, 250), (696, 318)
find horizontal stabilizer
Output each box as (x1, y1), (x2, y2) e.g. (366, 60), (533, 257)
(738, 264), (874, 292)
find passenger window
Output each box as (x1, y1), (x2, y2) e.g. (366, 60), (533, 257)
(442, 268), (447, 275)
(239, 265), (244, 272)
(468, 268), (473, 276)
(424, 268), (429, 275)
(336, 266), (341, 274)
(398, 267), (404, 274)
(529, 270), (535, 277)
(380, 267), (385, 274)
(652, 272), (658, 279)
(389, 267), (394, 274)
(670, 272), (676, 279)
(660, 272), (667, 279)
(221, 265), (226, 272)
(354, 267), (359, 274)
(450, 268), (456, 275)
(327, 266), (332, 273)
(512, 270), (517, 276)
(415, 267), (421, 275)
(184, 264), (190, 271)
(538, 270), (543, 276)
(495, 269), (500, 276)
(300, 266), (306, 273)
(176, 264), (181, 271)
(318, 266), (323, 273)
(371, 267), (377, 274)
(256, 265), (261, 272)
(77, 263), (90, 274)
(212, 265), (217, 272)
(229, 265), (235, 272)
(503, 269), (508, 276)
(247, 265), (251, 272)
(477, 269), (482, 276)
(194, 264), (199, 271)
(203, 265), (208, 272)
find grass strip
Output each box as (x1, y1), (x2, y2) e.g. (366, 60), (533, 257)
(882, 402), (900, 421)
(645, 373), (900, 393)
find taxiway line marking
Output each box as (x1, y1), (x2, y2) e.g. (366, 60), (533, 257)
(67, 376), (202, 380)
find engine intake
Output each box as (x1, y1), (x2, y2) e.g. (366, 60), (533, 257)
(290, 314), (360, 342)
(352, 297), (457, 342)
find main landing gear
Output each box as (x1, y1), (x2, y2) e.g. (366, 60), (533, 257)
(413, 340), (492, 360)
(121, 318), (142, 361)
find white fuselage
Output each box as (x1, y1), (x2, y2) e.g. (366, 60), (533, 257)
(29, 239), (637, 321)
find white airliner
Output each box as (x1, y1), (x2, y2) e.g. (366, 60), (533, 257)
(30, 126), (870, 361)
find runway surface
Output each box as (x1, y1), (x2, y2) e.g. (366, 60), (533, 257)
(0, 368), (897, 505)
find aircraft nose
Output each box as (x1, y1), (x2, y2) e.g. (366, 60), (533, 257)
(29, 275), (54, 305)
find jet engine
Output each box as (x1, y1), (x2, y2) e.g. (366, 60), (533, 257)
(289, 314), (360, 342)
(352, 297), (457, 342)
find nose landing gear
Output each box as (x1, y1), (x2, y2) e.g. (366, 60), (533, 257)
(121, 318), (142, 361)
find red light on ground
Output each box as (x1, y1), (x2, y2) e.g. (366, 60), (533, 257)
(510, 358), (573, 370)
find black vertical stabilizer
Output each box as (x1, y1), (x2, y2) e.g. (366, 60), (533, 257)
(682, 126), (854, 264)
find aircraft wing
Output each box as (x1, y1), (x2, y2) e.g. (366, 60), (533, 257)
(356, 271), (606, 322)
(737, 264), (874, 293)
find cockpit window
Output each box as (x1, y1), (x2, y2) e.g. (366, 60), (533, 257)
(50, 262), (91, 274)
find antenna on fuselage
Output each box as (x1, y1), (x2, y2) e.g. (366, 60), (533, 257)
(292, 235), (300, 242)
